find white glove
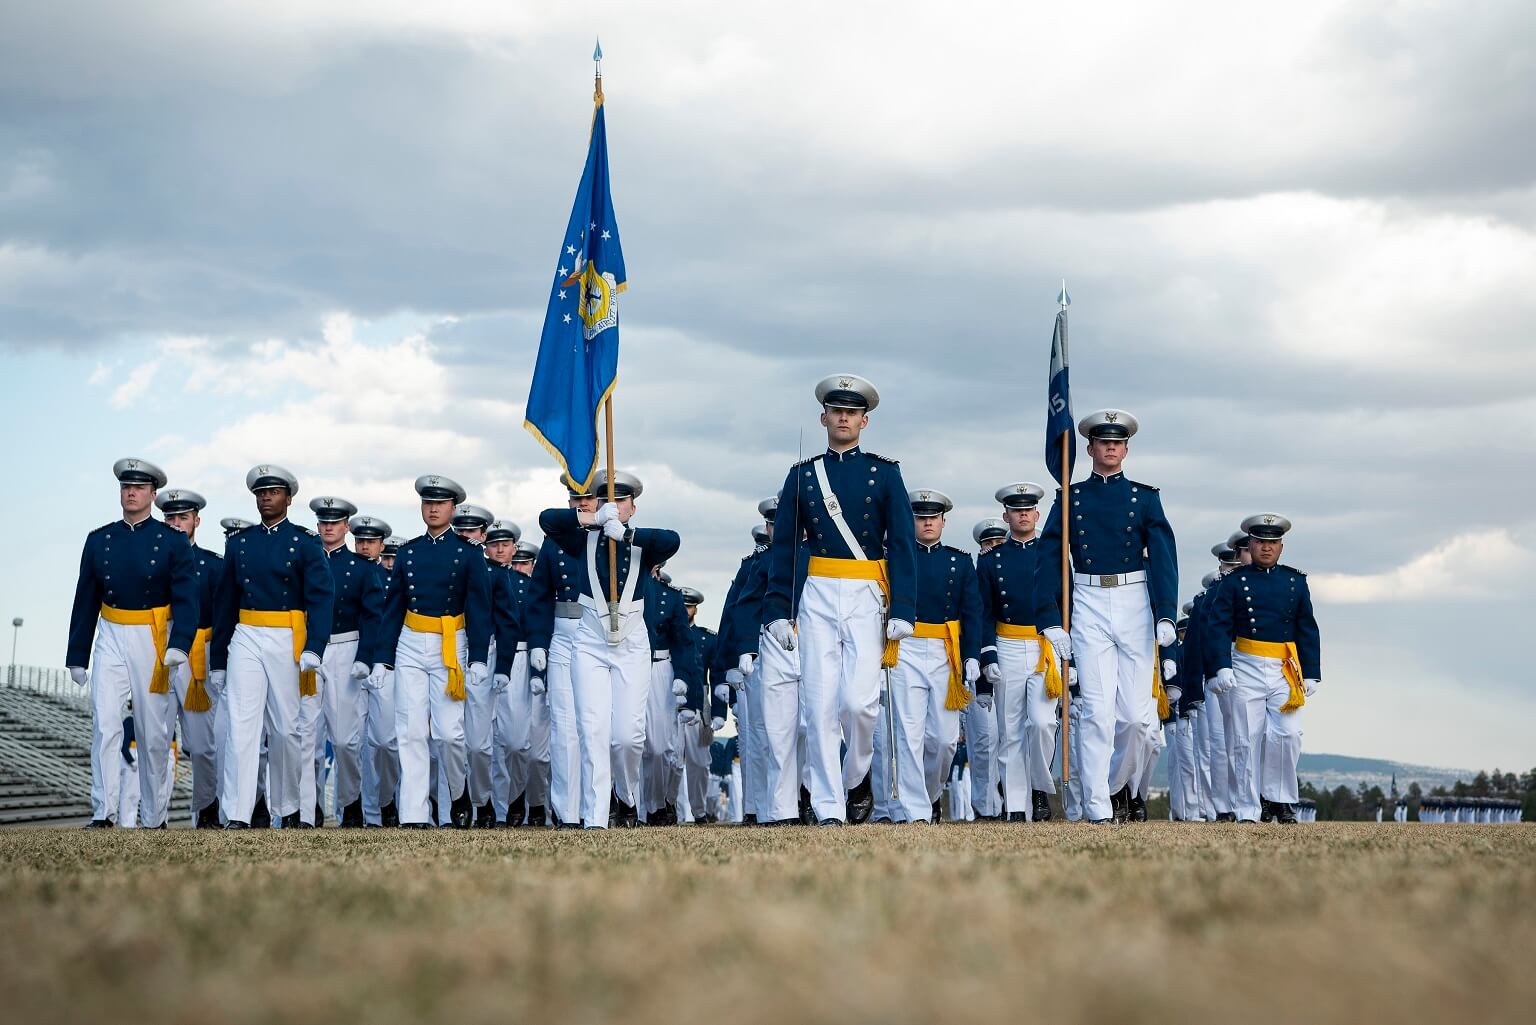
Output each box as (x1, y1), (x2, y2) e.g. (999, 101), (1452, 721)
(714, 684), (730, 702)
(351, 661), (370, 680)
(601, 517), (627, 542)
(738, 653), (756, 676)
(68, 666), (89, 687)
(207, 669), (226, 697)
(1214, 668), (1236, 694)
(1161, 659), (1178, 681)
(674, 693), (688, 708)
(298, 650), (322, 673)
(982, 664), (1003, 686)
(594, 502), (620, 528)
(1165, 685), (1182, 706)
(1304, 678), (1320, 697)
(724, 669), (744, 688)
(1156, 619), (1177, 648)
(162, 648), (188, 670)
(530, 675), (546, 696)
(530, 648), (547, 672)
(1043, 627), (1072, 663)
(367, 664), (389, 691)
(710, 716), (726, 732)
(963, 658), (980, 686)
(975, 694), (994, 711)
(493, 672), (511, 694)
(886, 619), (914, 641)
(678, 709), (699, 726)
(672, 679), (687, 697)
(767, 619), (795, 651)
(467, 662), (489, 688)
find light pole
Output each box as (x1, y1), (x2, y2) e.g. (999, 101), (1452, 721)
(9, 617), (20, 687)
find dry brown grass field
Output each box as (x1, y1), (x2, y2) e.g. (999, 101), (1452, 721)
(1, 822), (1531, 1025)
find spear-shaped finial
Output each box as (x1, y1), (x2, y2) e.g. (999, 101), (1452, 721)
(593, 37), (604, 103)
(1057, 278), (1071, 310)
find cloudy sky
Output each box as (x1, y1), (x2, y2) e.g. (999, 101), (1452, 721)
(4, 1), (1534, 771)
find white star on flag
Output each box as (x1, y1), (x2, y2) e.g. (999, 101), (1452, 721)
(558, 290), (566, 300)
(558, 266), (568, 276)
(601, 230), (611, 240)
(563, 314), (571, 324)
(566, 245), (576, 255)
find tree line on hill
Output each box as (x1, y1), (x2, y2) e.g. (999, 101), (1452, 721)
(1299, 767), (1536, 821)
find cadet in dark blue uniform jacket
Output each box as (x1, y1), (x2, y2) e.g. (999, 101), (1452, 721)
(347, 514), (399, 828)
(67, 458), (198, 829)
(677, 586), (720, 822)
(639, 571), (699, 824)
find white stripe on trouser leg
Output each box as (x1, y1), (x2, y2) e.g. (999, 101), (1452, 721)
(318, 635), (363, 811)
(642, 658), (676, 816)
(963, 696), (998, 818)
(997, 636), (1057, 816)
(570, 615), (649, 827)
(87, 619), (133, 821)
(463, 637), (497, 808)
(758, 628), (802, 822)
(362, 669), (398, 824)
(393, 626), (467, 825)
(221, 623), (302, 822)
(798, 574), (884, 822)
(170, 660), (218, 818)
(889, 634), (946, 821)
(545, 620), (582, 825)
(1069, 582), (1154, 821)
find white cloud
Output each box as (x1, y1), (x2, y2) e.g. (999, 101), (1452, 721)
(109, 357), (160, 408)
(1311, 529), (1536, 603)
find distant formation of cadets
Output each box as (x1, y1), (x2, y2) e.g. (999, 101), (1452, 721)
(64, 373), (1356, 829)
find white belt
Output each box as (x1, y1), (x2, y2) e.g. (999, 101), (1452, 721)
(554, 601), (582, 619)
(652, 649), (670, 662)
(329, 631), (360, 643)
(1074, 570), (1147, 588)
(577, 594), (644, 616)
(516, 642), (528, 652)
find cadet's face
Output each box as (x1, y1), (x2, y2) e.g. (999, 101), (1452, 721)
(456, 526), (487, 543)
(569, 494), (599, 513)
(1088, 438), (1127, 473)
(606, 496), (636, 523)
(1250, 538), (1283, 568)
(820, 405), (867, 447)
(120, 483), (154, 517)
(686, 605), (697, 624)
(380, 554), (396, 570)
(354, 537), (383, 560)
(421, 499), (453, 529)
(1239, 546), (1253, 564)
(764, 520), (775, 540)
(979, 537), (1005, 553)
(485, 539), (513, 565)
(254, 487), (292, 524)
(163, 509), (199, 540)
(914, 513), (944, 543)
(512, 560), (534, 576)
(318, 520), (349, 547)
(1004, 506), (1039, 538)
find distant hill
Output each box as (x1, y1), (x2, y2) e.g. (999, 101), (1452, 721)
(1150, 750), (1473, 793)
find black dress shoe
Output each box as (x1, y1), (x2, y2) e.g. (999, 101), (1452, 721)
(799, 786), (814, 825)
(429, 798), (439, 825)
(509, 793), (526, 827)
(1128, 794), (1148, 822)
(1275, 802), (1298, 824)
(1007, 811), (1029, 823)
(742, 813), (759, 825)
(1111, 785), (1131, 823)
(315, 803), (325, 828)
(932, 799), (942, 824)
(400, 822), (432, 830)
(525, 805), (547, 827)
(340, 798), (365, 829)
(817, 818), (844, 827)
(381, 801), (399, 828)
(846, 774), (874, 824)
(251, 795), (272, 829)
(450, 793), (473, 829)
(83, 818), (114, 829)
(1215, 811), (1238, 823)
(1260, 800), (1276, 823)
(224, 820), (250, 830)
(281, 811), (302, 829)
(1032, 790), (1054, 822)
(475, 801), (497, 829)
(616, 799), (639, 828)
(195, 799), (221, 829)
(660, 802), (678, 825)
(364, 822), (382, 829)
(554, 819), (582, 831)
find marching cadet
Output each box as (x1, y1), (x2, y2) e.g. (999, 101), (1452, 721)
(155, 487), (224, 827)
(380, 536), (404, 572)
(1034, 410), (1177, 824)
(677, 586), (718, 823)
(303, 496), (383, 828)
(210, 465), (335, 829)
(449, 502), (502, 827)
(508, 540), (549, 824)
(217, 516), (268, 826)
(1169, 613), (1205, 820)
(350, 515), (400, 827)
(538, 469), (680, 829)
(485, 521), (535, 827)
(715, 514), (775, 824)
(979, 482), (1059, 822)
(887, 488), (982, 824)
(966, 518), (1007, 821)
(1185, 569), (1228, 820)
(1205, 514), (1321, 824)
(67, 459), (199, 828)
(641, 567), (700, 825)
(373, 475), (492, 829)
(766, 375), (916, 825)
(526, 475), (599, 829)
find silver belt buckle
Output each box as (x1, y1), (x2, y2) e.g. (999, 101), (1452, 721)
(1099, 574), (1119, 587)
(823, 495), (842, 517)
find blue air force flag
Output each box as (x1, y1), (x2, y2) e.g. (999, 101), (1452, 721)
(524, 102), (627, 491)
(1044, 297), (1075, 484)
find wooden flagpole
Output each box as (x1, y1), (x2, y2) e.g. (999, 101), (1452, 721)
(1060, 430), (1072, 784)
(605, 398), (620, 634)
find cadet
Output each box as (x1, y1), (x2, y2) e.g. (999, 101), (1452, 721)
(716, 514), (776, 824)
(449, 502), (502, 827)
(677, 586), (719, 822)
(979, 482), (1059, 822)
(966, 518), (1007, 820)
(484, 521), (532, 826)
(507, 539), (548, 824)
(380, 536), (404, 572)
(218, 516), (266, 825)
(766, 375), (916, 825)
(538, 469), (679, 829)
(1205, 514), (1321, 824)
(350, 515), (400, 827)
(210, 465), (335, 829)
(304, 496), (383, 828)
(155, 487), (224, 827)
(526, 475), (599, 828)
(373, 475), (492, 828)
(67, 459), (199, 828)
(641, 567), (700, 825)
(1034, 410), (1177, 823)
(890, 488), (982, 823)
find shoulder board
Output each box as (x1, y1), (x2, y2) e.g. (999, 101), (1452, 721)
(1127, 479), (1160, 492)
(865, 451), (899, 464)
(89, 522), (116, 538)
(466, 537), (485, 547)
(297, 525), (318, 537)
(792, 453), (823, 469)
(942, 544), (968, 557)
(200, 546), (225, 561)
(1279, 564), (1307, 576)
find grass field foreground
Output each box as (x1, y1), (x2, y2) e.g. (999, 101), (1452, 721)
(1, 823), (1532, 1024)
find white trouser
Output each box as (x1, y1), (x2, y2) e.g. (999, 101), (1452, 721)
(798, 573), (885, 822)
(315, 635), (363, 813)
(1228, 650), (1304, 817)
(464, 637), (497, 808)
(734, 678), (759, 817)
(1132, 716), (1164, 800)
(1069, 581), (1156, 822)
(221, 623), (304, 822)
(169, 658), (218, 819)
(948, 765), (973, 821)
(1214, 683), (1241, 815)
(997, 636), (1058, 816)
(642, 658), (679, 816)
(1062, 695), (1085, 821)
(963, 697), (1000, 817)
(393, 625), (468, 825)
(871, 697), (896, 820)
(570, 612), (650, 827)
(681, 719), (712, 819)
(1174, 716), (1202, 819)
(296, 687), (324, 825)
(728, 761), (743, 821)
(546, 619), (583, 825)
(888, 635), (953, 822)
(362, 667), (399, 824)
(89, 617), (177, 826)
(118, 752), (141, 827)
(494, 649), (543, 820)
(755, 624), (803, 822)
(1192, 699), (1217, 818)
